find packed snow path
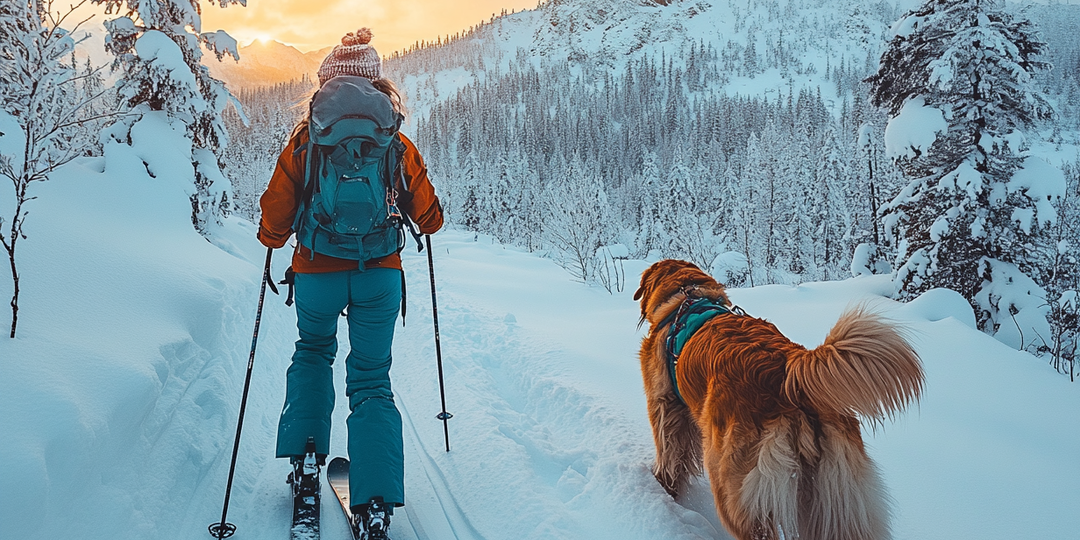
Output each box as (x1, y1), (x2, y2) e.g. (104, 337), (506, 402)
(220, 232), (730, 540)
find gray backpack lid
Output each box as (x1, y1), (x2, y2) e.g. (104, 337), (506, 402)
(310, 76), (400, 146)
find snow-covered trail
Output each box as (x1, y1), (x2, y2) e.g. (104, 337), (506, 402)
(214, 230), (731, 540)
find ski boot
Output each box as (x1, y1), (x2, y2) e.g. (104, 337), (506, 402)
(286, 438), (323, 538)
(354, 497), (391, 540)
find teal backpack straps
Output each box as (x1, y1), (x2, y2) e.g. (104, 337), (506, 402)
(390, 135), (424, 254)
(293, 119), (319, 261)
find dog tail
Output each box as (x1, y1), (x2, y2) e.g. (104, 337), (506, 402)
(785, 308), (923, 421)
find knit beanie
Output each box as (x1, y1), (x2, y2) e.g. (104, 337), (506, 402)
(317, 28), (381, 86)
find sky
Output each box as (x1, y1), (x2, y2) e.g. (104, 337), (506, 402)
(161, 0), (538, 54)
(67, 0), (539, 54)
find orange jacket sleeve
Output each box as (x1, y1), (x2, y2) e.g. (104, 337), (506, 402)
(258, 129), (306, 249)
(397, 133), (444, 235)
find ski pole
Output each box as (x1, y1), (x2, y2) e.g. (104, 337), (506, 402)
(209, 247), (277, 539)
(425, 235), (453, 452)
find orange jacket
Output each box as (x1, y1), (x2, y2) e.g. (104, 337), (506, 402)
(258, 128), (443, 273)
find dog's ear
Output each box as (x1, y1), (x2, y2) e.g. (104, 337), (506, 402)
(634, 263), (656, 301)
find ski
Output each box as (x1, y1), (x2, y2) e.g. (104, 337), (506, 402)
(327, 457), (360, 540)
(328, 457), (393, 539)
(288, 438), (322, 540)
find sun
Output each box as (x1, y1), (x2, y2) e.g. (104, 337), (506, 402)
(247, 32), (276, 46)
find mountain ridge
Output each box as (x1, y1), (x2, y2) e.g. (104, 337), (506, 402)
(205, 39), (330, 89)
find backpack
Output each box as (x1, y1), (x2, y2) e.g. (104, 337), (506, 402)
(293, 76), (408, 267)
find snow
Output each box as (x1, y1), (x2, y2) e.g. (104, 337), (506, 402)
(2, 135), (1079, 539)
(5, 0), (1080, 537)
(710, 251), (750, 284)
(891, 13), (926, 38)
(201, 30), (240, 62)
(135, 29), (201, 101)
(1008, 156), (1066, 229)
(897, 287), (977, 329)
(884, 96), (949, 160)
(0, 109), (26, 174)
(974, 258), (1052, 352)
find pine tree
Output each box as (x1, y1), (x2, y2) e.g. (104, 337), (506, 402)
(92, 0), (242, 235)
(868, 0), (1063, 338)
(815, 129), (854, 281)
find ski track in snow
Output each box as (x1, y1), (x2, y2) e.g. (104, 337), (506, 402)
(206, 233), (729, 540)
(385, 238), (729, 540)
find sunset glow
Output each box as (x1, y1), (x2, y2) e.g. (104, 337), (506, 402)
(198, 0), (541, 54)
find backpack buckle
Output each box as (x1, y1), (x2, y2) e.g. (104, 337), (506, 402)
(387, 204), (402, 224)
(386, 187), (402, 223)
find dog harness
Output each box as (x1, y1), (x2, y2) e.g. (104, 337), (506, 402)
(658, 289), (744, 404)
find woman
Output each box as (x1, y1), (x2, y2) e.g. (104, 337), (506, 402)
(257, 27), (443, 538)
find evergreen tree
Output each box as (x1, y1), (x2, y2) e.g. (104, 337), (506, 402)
(868, 0), (1063, 338)
(815, 129), (854, 281)
(92, 0), (242, 235)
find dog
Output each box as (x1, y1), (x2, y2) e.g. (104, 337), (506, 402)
(634, 260), (923, 540)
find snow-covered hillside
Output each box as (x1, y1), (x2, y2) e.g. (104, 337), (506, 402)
(1, 133), (1077, 539)
(387, 0), (899, 123)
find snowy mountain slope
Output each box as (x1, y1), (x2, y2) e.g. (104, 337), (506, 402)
(2, 133), (1078, 540)
(387, 0), (900, 124)
(384, 0), (1080, 149)
(203, 40), (326, 89)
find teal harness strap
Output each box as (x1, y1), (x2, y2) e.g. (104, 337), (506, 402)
(659, 295), (741, 405)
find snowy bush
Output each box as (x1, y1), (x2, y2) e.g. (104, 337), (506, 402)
(593, 243), (628, 294)
(851, 242), (891, 278)
(710, 251), (749, 287)
(541, 155), (612, 283)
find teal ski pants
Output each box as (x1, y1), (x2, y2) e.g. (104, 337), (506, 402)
(276, 267), (405, 508)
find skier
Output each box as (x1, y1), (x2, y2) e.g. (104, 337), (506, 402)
(257, 27), (443, 539)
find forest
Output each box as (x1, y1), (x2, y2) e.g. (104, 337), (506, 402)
(216, 0), (1080, 374)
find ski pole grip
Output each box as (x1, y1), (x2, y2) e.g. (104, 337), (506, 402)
(263, 248), (279, 295)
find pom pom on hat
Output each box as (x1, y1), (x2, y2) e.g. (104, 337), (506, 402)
(318, 27), (381, 86)
(343, 28), (373, 46)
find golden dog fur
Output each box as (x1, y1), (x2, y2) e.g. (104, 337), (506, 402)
(634, 260), (923, 540)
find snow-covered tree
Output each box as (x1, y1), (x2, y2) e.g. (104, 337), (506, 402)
(868, 0), (1063, 341)
(221, 78), (311, 222)
(635, 151), (663, 257)
(814, 129), (854, 281)
(92, 0), (242, 235)
(0, 0), (116, 338)
(728, 137), (759, 286)
(542, 155), (611, 283)
(1042, 160), (1080, 379)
